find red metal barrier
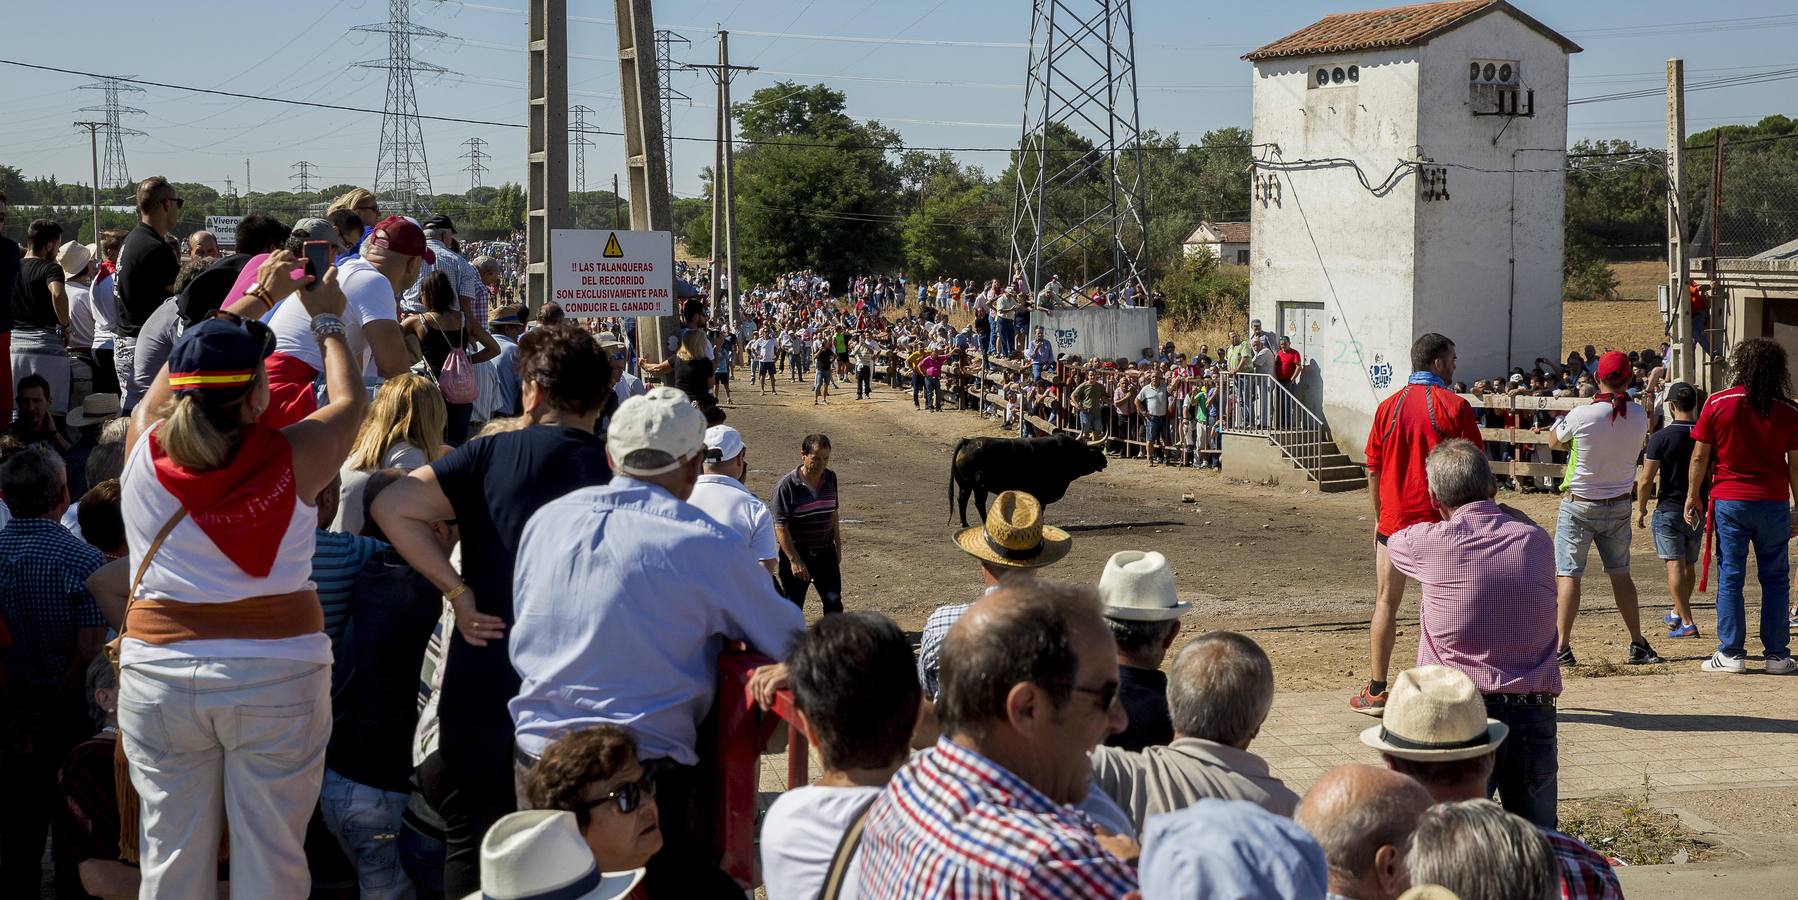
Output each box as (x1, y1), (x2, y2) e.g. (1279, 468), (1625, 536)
(714, 646), (808, 889)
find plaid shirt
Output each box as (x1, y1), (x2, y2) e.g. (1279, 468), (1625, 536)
(1543, 828), (1623, 900)
(0, 518), (106, 689)
(857, 738), (1139, 899)
(916, 601), (972, 700)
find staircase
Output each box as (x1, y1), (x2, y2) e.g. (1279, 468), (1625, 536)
(1218, 373), (1366, 492)
(1265, 429), (1367, 492)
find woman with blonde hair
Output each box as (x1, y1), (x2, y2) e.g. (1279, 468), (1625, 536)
(670, 326), (717, 409)
(326, 188), (380, 257)
(117, 251), (366, 896)
(334, 373), (449, 534)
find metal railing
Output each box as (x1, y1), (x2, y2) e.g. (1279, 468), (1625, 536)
(1218, 372), (1332, 481)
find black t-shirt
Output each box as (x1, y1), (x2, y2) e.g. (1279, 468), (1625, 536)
(671, 355), (715, 404)
(1645, 420), (1702, 510)
(328, 550), (446, 793)
(12, 257), (64, 328)
(814, 345), (833, 371)
(430, 424), (610, 753)
(0, 234), (19, 333)
(115, 223), (179, 336)
(1108, 664), (1173, 752)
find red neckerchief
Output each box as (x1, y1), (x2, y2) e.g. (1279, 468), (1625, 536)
(1591, 392), (1632, 422)
(150, 424), (298, 578)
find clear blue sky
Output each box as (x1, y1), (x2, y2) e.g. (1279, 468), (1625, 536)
(4, 0), (1793, 201)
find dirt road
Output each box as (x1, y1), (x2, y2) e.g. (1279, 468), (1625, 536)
(720, 373), (1720, 693)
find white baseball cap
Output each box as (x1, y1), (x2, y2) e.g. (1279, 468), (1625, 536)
(607, 386), (705, 477)
(704, 424), (745, 463)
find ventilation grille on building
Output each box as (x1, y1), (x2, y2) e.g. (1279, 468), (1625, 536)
(1469, 59), (1532, 117)
(1308, 63), (1360, 88)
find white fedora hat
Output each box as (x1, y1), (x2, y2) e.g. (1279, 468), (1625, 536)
(462, 810), (645, 900)
(1359, 666), (1509, 762)
(1098, 550), (1191, 622)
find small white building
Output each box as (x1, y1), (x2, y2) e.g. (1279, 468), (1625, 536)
(1243, 0), (1579, 460)
(1182, 221), (1252, 266)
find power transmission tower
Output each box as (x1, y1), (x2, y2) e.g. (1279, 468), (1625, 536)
(654, 29), (690, 192)
(689, 32), (756, 326)
(224, 176), (238, 215)
(291, 161), (317, 193)
(459, 138), (489, 191)
(1010, 0), (1149, 298)
(77, 77), (146, 189)
(570, 105), (595, 195)
(354, 0), (448, 215)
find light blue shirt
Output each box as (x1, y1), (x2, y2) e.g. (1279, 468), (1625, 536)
(404, 239), (481, 312)
(508, 476), (806, 762)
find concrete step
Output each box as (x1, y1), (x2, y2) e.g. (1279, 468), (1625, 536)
(1317, 476), (1368, 493)
(1312, 464), (1368, 482)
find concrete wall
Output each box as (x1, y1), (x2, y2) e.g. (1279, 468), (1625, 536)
(1414, 12), (1569, 384)
(1034, 308), (1160, 362)
(1249, 48), (1422, 461)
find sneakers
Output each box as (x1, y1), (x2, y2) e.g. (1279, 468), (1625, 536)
(1701, 651), (1747, 674)
(1348, 684), (1387, 717)
(1557, 646), (1578, 668)
(1767, 657), (1797, 675)
(1663, 612), (1682, 627)
(1667, 622), (1700, 639)
(1627, 640), (1664, 665)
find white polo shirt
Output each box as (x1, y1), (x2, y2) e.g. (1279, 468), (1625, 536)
(1552, 399), (1649, 499)
(264, 255), (398, 373)
(687, 473), (778, 561)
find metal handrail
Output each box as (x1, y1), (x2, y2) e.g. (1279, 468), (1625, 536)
(1219, 372), (1331, 481)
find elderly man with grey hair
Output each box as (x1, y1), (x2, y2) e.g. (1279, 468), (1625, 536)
(1385, 438), (1563, 832)
(1406, 800), (1559, 900)
(1089, 631), (1299, 832)
(1295, 764), (1432, 900)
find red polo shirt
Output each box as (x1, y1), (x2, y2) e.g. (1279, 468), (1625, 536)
(1691, 385), (1798, 501)
(1364, 383), (1484, 537)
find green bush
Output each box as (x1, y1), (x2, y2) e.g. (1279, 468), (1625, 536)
(1160, 247), (1250, 327)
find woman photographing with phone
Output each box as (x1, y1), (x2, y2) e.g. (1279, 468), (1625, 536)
(115, 251), (369, 895)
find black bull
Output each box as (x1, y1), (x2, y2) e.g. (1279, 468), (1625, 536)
(949, 434), (1109, 527)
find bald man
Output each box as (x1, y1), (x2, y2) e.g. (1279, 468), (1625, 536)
(1294, 764), (1431, 900)
(186, 230), (219, 260)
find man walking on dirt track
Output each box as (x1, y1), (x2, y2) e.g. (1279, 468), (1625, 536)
(1351, 333), (1484, 716)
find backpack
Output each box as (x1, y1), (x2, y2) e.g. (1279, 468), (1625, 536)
(435, 324), (478, 404)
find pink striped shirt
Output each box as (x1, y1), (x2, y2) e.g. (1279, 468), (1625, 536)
(1387, 501), (1562, 695)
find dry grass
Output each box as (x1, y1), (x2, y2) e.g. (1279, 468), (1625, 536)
(1560, 778), (1730, 866)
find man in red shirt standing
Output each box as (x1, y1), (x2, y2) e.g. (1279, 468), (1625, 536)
(1685, 338), (1798, 675)
(1352, 333), (1484, 715)
(1274, 335), (1303, 385)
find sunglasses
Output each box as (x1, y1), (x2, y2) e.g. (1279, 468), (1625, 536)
(212, 310), (277, 357)
(166, 197), (186, 209)
(587, 774), (656, 816)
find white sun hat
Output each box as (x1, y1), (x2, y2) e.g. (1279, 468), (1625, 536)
(1098, 550), (1191, 622)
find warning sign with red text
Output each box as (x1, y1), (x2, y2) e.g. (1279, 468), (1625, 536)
(550, 229), (675, 318)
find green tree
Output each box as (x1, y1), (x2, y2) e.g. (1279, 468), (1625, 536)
(730, 82), (903, 283)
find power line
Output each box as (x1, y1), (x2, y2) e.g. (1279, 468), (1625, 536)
(8, 58), (1795, 159)
(1571, 66), (1798, 105)
(76, 77), (146, 188)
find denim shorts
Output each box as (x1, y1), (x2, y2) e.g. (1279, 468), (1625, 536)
(1146, 414), (1170, 443)
(1555, 496), (1633, 576)
(1651, 507), (1703, 562)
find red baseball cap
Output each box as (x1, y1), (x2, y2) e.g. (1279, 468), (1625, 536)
(368, 215), (436, 264)
(1596, 350), (1631, 385)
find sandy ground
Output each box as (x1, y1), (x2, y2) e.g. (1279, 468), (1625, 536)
(719, 370), (1745, 694)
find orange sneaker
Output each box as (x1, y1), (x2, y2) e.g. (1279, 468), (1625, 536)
(1348, 683), (1388, 717)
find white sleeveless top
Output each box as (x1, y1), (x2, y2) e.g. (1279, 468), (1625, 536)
(119, 425), (330, 665)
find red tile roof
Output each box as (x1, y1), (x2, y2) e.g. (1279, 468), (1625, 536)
(1243, 0), (1580, 62)
(1185, 221), (1251, 245)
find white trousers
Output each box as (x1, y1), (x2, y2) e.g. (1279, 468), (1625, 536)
(118, 657), (330, 900)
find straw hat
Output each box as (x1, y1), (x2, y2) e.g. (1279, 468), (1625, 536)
(462, 810), (644, 900)
(954, 491), (1071, 568)
(1359, 666), (1508, 762)
(66, 393), (121, 428)
(1098, 551), (1190, 621)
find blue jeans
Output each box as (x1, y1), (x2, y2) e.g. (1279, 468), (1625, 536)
(1484, 696), (1558, 831)
(1712, 499), (1793, 660)
(321, 768), (415, 900)
(924, 376), (941, 410)
(998, 318), (1017, 356)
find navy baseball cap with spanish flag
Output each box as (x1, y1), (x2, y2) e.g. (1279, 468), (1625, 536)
(368, 215), (436, 263)
(167, 316), (277, 398)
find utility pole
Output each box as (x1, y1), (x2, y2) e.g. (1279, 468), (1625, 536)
(526, 0), (570, 310)
(1707, 134), (1725, 390)
(688, 31), (756, 327)
(244, 158), (252, 200)
(224, 176), (238, 215)
(614, 0), (677, 363)
(291, 160), (316, 194)
(74, 122), (104, 243)
(1665, 59), (1692, 385)
(612, 173), (622, 228)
